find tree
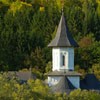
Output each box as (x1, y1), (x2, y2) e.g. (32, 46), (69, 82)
(76, 34), (95, 69)
(24, 47), (46, 72)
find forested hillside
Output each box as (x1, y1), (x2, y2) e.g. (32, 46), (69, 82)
(0, 0), (100, 74)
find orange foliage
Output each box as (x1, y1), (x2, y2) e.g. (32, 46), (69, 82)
(79, 36), (94, 48)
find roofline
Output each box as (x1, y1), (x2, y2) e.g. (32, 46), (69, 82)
(45, 74), (82, 76)
(48, 45), (79, 48)
(48, 43), (79, 48)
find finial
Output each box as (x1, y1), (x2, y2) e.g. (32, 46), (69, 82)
(61, 0), (64, 14)
(62, 7), (63, 12)
(61, 7), (64, 15)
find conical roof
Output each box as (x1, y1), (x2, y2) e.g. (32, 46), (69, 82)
(51, 76), (76, 93)
(48, 12), (78, 47)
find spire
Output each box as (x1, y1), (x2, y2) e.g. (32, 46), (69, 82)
(48, 10), (79, 47)
(61, 6), (64, 14)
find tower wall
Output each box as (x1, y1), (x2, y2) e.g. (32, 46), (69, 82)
(52, 48), (60, 71)
(52, 47), (74, 71)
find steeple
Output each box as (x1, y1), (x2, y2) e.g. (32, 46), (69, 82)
(47, 9), (81, 91)
(48, 11), (78, 47)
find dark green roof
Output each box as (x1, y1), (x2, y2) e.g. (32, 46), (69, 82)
(48, 12), (78, 47)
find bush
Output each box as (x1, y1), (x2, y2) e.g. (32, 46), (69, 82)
(92, 63), (100, 80)
(0, 73), (100, 100)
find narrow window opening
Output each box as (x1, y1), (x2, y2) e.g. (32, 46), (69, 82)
(62, 55), (65, 66)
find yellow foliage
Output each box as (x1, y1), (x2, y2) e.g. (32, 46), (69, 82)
(56, 0), (64, 10)
(70, 89), (81, 96)
(97, 5), (100, 16)
(92, 64), (100, 80)
(0, 72), (100, 99)
(96, 0), (100, 3)
(8, 0), (32, 15)
(21, 2), (32, 7)
(15, 83), (21, 89)
(27, 79), (35, 86)
(0, 0), (11, 5)
(40, 6), (45, 12)
(9, 1), (22, 14)
(12, 92), (17, 98)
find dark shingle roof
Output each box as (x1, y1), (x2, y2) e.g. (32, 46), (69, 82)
(7, 71), (34, 81)
(51, 76), (76, 93)
(80, 74), (100, 90)
(46, 70), (81, 76)
(48, 12), (78, 47)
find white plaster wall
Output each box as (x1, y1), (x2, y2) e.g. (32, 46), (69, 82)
(60, 47), (74, 71)
(68, 76), (80, 88)
(52, 47), (74, 71)
(52, 48), (60, 71)
(48, 76), (61, 86)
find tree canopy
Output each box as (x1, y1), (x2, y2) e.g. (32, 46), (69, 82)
(0, 0), (100, 73)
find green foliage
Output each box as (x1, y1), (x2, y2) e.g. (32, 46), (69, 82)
(24, 47), (46, 72)
(75, 65), (86, 78)
(45, 61), (52, 73)
(0, 72), (51, 99)
(0, 0), (100, 74)
(0, 73), (100, 99)
(75, 34), (100, 70)
(92, 63), (100, 80)
(69, 89), (100, 100)
(8, 0), (32, 15)
(32, 68), (43, 79)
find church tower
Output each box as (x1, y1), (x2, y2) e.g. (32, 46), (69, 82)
(48, 11), (78, 71)
(47, 11), (81, 91)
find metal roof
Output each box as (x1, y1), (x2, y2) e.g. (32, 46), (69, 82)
(80, 74), (100, 90)
(48, 12), (78, 47)
(46, 70), (81, 76)
(7, 71), (35, 81)
(51, 76), (76, 93)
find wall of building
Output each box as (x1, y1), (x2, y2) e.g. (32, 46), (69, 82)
(52, 48), (60, 71)
(52, 47), (74, 71)
(48, 76), (61, 86)
(68, 76), (80, 88)
(48, 76), (80, 88)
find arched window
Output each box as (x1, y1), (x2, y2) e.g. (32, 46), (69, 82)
(62, 55), (65, 66)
